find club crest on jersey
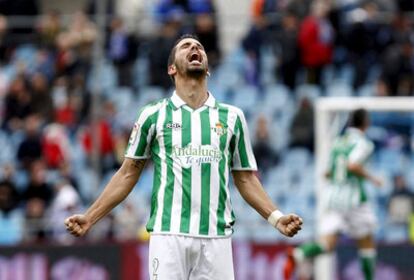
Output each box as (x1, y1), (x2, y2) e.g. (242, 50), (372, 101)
(166, 122), (182, 130)
(129, 122), (139, 144)
(211, 122), (227, 136)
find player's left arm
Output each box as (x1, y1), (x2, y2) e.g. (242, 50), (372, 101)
(347, 140), (382, 187)
(232, 170), (303, 237)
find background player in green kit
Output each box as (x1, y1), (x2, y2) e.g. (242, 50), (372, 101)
(283, 108), (383, 280)
(64, 34), (303, 280)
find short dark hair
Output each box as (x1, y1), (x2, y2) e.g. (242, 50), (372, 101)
(167, 34), (201, 83)
(349, 108), (368, 128)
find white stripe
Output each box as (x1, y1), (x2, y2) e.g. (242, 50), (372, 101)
(125, 102), (163, 158)
(209, 108), (220, 235)
(170, 108), (183, 233)
(144, 124), (156, 156)
(239, 110), (257, 169)
(190, 110), (202, 234)
(153, 103), (168, 232)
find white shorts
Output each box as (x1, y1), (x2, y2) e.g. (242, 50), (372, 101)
(149, 234), (234, 280)
(318, 203), (377, 239)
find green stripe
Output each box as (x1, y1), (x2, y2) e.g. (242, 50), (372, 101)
(235, 116), (249, 167)
(134, 115), (153, 157)
(199, 108), (211, 235)
(216, 107), (229, 235)
(146, 111), (161, 232)
(161, 104), (175, 231)
(180, 108), (192, 233)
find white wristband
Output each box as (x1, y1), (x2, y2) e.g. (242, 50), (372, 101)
(267, 210), (284, 227)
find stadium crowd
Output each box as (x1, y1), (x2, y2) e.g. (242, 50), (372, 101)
(0, 0), (413, 245)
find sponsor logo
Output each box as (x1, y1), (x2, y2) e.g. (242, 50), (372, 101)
(129, 122), (140, 144)
(211, 122), (227, 136)
(166, 122), (182, 130)
(172, 144), (222, 168)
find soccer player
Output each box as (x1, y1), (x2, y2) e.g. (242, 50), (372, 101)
(283, 108), (382, 280)
(65, 34), (303, 279)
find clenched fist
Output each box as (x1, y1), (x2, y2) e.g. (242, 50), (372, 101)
(64, 214), (92, 237)
(276, 214), (303, 237)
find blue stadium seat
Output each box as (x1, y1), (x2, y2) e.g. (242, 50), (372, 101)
(283, 148), (311, 171)
(326, 81), (353, 97)
(232, 85), (258, 113)
(88, 61), (117, 92)
(357, 83), (375, 96)
(76, 168), (99, 203)
(0, 209), (24, 245)
(0, 131), (14, 164)
(296, 84), (321, 102)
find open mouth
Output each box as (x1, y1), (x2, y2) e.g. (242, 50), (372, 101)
(188, 52), (202, 64)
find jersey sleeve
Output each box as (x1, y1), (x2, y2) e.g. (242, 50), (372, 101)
(348, 139), (374, 165)
(230, 109), (258, 171)
(124, 106), (158, 159)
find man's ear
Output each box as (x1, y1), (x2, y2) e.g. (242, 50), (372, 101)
(168, 65), (176, 76)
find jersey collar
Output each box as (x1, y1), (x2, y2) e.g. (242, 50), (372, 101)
(170, 91), (217, 110)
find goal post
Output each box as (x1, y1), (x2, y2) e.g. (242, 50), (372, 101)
(314, 97), (414, 280)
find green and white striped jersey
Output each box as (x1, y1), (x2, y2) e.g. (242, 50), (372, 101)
(327, 128), (374, 210)
(125, 92), (257, 237)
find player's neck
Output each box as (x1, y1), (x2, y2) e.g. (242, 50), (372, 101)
(175, 78), (208, 109)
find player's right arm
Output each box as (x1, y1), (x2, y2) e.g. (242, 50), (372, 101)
(65, 158), (146, 237)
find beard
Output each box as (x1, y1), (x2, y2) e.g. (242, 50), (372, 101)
(186, 67), (206, 78)
(176, 61), (208, 79)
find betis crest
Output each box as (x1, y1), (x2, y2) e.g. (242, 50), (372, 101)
(211, 122), (227, 136)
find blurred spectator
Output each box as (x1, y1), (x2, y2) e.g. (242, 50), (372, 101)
(30, 72), (54, 122)
(80, 101), (117, 173)
(49, 179), (81, 243)
(0, 179), (20, 215)
(298, 1), (334, 85)
(2, 76), (33, 132)
(55, 32), (79, 76)
(148, 20), (181, 89)
(42, 123), (71, 169)
(242, 1), (268, 87)
(33, 49), (56, 81)
(373, 78), (391, 96)
(0, 179), (23, 244)
(381, 37), (414, 96)
(55, 93), (80, 130)
(253, 116), (279, 175)
(345, 1), (391, 89)
(388, 174), (413, 224)
(67, 11), (97, 76)
(0, 15), (9, 64)
(289, 97), (314, 152)
(70, 73), (91, 124)
(22, 160), (53, 206)
(22, 160), (53, 242)
(57, 162), (79, 194)
(17, 115), (43, 169)
(36, 10), (62, 49)
(274, 12), (300, 89)
(194, 13), (220, 68)
(107, 17), (138, 87)
(113, 201), (141, 241)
